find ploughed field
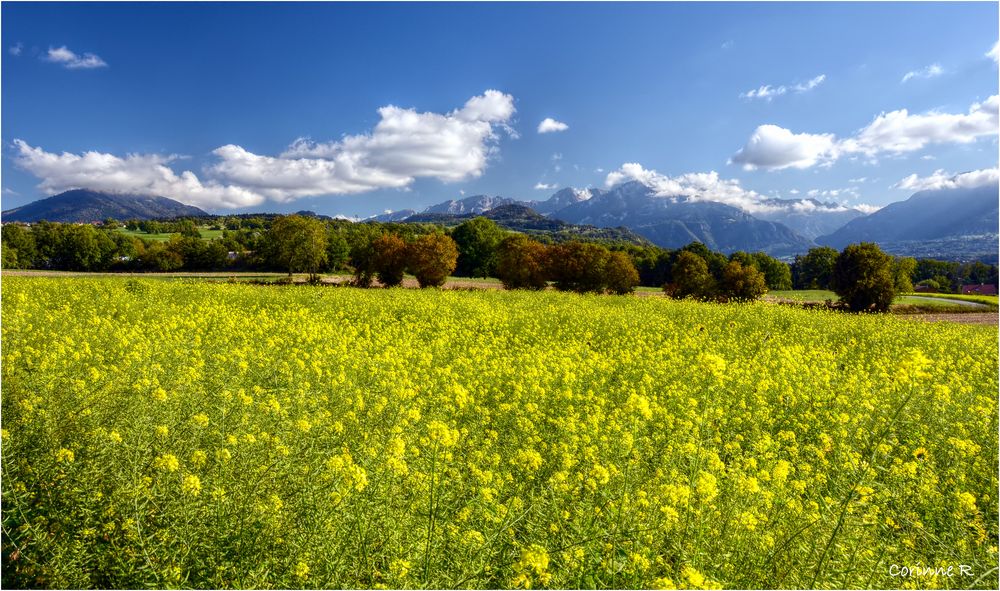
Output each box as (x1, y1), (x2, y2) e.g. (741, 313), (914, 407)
(2, 277), (997, 589)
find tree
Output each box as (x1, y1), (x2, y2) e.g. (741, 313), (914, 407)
(451, 217), (505, 278)
(407, 232), (458, 288)
(371, 233), (408, 287)
(266, 215), (328, 280)
(546, 241), (610, 293)
(893, 257), (917, 294)
(326, 228), (351, 271)
(604, 251), (640, 295)
(831, 242), (896, 312)
(751, 252), (792, 291)
(719, 261), (768, 301)
(496, 234), (549, 290)
(793, 246), (839, 289)
(1, 224), (37, 269)
(664, 250), (716, 300)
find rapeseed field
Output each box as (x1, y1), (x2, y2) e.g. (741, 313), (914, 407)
(1, 278), (996, 588)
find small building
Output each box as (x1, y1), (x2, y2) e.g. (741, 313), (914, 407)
(962, 284), (997, 296)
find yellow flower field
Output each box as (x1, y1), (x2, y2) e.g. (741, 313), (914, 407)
(1, 277), (997, 589)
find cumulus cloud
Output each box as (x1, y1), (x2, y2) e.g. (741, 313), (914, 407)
(13, 90), (517, 210)
(9, 43), (22, 56)
(854, 203), (882, 214)
(730, 125), (838, 170)
(12, 140), (264, 209)
(891, 167), (1000, 191)
(44, 45), (107, 69)
(843, 95), (998, 155)
(988, 41), (999, 63)
(740, 74), (826, 101)
(732, 95), (999, 170)
(901, 63), (943, 83)
(537, 118), (569, 134)
(534, 182), (557, 190)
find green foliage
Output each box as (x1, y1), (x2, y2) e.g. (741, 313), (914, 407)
(266, 215), (328, 278)
(832, 242), (897, 312)
(325, 229), (351, 271)
(893, 257), (917, 294)
(604, 251), (640, 295)
(664, 251), (716, 300)
(496, 234), (549, 290)
(793, 246), (839, 290)
(450, 217), (505, 278)
(719, 261), (768, 302)
(407, 232), (459, 288)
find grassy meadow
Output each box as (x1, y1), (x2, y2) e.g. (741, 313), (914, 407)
(1, 277), (997, 588)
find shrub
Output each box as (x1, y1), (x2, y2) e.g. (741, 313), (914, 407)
(371, 234), (408, 287)
(719, 261), (768, 302)
(547, 241), (609, 293)
(664, 251), (716, 300)
(407, 233), (459, 288)
(496, 235), (549, 290)
(604, 251), (640, 295)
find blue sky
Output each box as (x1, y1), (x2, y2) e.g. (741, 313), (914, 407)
(2, 2), (997, 218)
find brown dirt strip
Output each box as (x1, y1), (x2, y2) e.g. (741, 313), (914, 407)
(898, 312), (998, 326)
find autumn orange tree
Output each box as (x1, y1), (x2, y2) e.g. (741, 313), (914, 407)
(407, 232), (459, 288)
(496, 234), (549, 290)
(371, 233), (409, 287)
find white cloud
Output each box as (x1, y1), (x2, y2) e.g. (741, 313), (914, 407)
(740, 74), (826, 101)
(988, 41), (999, 63)
(534, 182), (557, 190)
(848, 177), (868, 183)
(891, 167), (1000, 191)
(12, 140), (263, 209)
(854, 203), (882, 214)
(604, 163), (860, 214)
(729, 124), (839, 170)
(12, 91), (517, 210)
(537, 118), (569, 134)
(843, 95), (998, 155)
(44, 45), (107, 69)
(732, 95), (999, 170)
(721, 40), (734, 50)
(901, 63), (943, 83)
(9, 43), (22, 56)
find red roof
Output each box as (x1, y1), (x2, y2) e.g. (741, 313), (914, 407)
(962, 284), (997, 295)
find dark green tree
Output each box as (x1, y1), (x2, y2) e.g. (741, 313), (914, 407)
(450, 217), (505, 278)
(266, 215), (328, 280)
(831, 242), (896, 312)
(719, 261), (768, 301)
(893, 257), (917, 294)
(664, 250), (716, 300)
(604, 251), (640, 295)
(793, 246), (839, 289)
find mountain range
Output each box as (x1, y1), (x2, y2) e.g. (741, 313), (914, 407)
(1, 189), (208, 223)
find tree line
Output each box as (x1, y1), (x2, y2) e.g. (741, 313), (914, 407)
(2, 215), (995, 309)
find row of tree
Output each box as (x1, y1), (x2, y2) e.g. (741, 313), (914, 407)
(3, 216), (994, 309)
(791, 245), (997, 293)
